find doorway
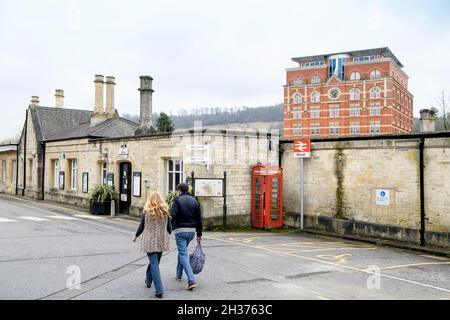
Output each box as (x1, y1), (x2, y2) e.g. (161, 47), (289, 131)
(119, 162), (132, 215)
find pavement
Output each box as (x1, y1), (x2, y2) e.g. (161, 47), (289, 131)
(0, 194), (449, 300)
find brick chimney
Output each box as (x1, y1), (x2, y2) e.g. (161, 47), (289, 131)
(420, 109), (437, 132)
(55, 89), (64, 108)
(135, 76), (155, 136)
(91, 75), (107, 125)
(105, 76), (118, 118)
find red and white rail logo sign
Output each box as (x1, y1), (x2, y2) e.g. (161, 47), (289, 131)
(294, 140), (311, 158)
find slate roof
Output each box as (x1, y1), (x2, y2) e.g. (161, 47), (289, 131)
(30, 106), (138, 142)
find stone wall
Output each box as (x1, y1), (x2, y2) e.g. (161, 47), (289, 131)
(0, 150), (18, 195)
(281, 136), (450, 248)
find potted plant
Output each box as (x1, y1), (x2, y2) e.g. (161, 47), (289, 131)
(89, 185), (119, 215)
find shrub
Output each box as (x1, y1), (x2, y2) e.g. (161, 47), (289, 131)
(89, 185), (119, 203)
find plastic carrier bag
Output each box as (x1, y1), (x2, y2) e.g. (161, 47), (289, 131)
(189, 243), (206, 275)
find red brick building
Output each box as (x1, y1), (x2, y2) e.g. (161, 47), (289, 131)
(283, 48), (413, 139)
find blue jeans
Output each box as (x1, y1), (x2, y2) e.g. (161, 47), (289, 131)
(175, 232), (196, 284)
(146, 252), (164, 295)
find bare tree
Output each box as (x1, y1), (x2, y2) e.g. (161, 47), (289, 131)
(435, 91), (449, 131)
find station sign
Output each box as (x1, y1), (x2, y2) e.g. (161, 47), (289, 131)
(294, 140), (311, 158)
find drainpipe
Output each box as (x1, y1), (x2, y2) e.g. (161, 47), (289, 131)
(419, 138), (426, 247)
(22, 109), (28, 196)
(15, 144), (19, 195)
(41, 142), (46, 200)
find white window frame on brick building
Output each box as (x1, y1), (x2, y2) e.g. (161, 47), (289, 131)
(293, 77), (303, 85)
(370, 87), (381, 99)
(311, 91), (320, 103)
(167, 159), (184, 194)
(370, 69), (381, 79)
(350, 72), (361, 81)
(329, 123), (339, 136)
(370, 104), (381, 116)
(310, 106), (320, 119)
(293, 110), (302, 120)
(350, 122), (360, 135)
(292, 93), (303, 104)
(293, 125), (302, 136)
(370, 121), (381, 134)
(70, 159), (78, 191)
(329, 105), (339, 118)
(349, 88), (361, 101)
(310, 124), (320, 136)
(311, 75), (321, 84)
(350, 105), (360, 117)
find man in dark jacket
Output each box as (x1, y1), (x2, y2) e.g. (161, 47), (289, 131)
(170, 183), (203, 290)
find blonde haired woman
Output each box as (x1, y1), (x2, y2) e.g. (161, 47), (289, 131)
(133, 192), (172, 298)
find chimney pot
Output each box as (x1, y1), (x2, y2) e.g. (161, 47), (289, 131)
(105, 76), (117, 117)
(30, 96), (40, 107)
(55, 89), (64, 108)
(419, 109), (437, 132)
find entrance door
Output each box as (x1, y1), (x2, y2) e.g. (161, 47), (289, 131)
(119, 162), (132, 214)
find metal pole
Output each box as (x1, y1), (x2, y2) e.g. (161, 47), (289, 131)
(300, 157), (304, 230)
(223, 171), (227, 229)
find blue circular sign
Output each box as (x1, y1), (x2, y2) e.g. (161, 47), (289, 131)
(380, 191), (386, 197)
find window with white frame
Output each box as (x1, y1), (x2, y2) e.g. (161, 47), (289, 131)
(311, 75), (321, 84)
(370, 87), (381, 99)
(329, 105), (339, 118)
(167, 160), (184, 194)
(350, 72), (361, 81)
(293, 125), (302, 136)
(370, 69), (381, 79)
(101, 162), (107, 185)
(350, 122), (360, 135)
(293, 110), (302, 120)
(53, 160), (59, 188)
(329, 123), (339, 135)
(2, 160), (6, 183)
(70, 159), (78, 190)
(370, 104), (381, 116)
(293, 77), (303, 85)
(310, 124), (320, 135)
(350, 105), (360, 117)
(292, 93), (303, 104)
(310, 106), (320, 119)
(12, 160), (17, 184)
(311, 91), (320, 103)
(349, 88), (361, 101)
(370, 122), (381, 134)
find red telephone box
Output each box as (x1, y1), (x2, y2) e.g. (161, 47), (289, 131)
(251, 165), (283, 229)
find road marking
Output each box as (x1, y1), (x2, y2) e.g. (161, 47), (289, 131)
(317, 254), (352, 263)
(0, 218), (17, 223)
(17, 216), (50, 222)
(420, 255), (449, 261)
(45, 216), (80, 220)
(207, 235), (450, 294)
(379, 262), (450, 270)
(282, 247), (377, 253)
(73, 215), (104, 220)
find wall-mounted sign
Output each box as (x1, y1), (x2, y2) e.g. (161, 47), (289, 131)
(82, 172), (89, 193)
(59, 171), (65, 190)
(121, 194), (128, 202)
(185, 156), (209, 163)
(194, 179), (223, 197)
(376, 190), (390, 206)
(107, 173), (114, 187)
(294, 140), (311, 158)
(133, 172), (142, 197)
(187, 145), (209, 151)
(119, 147), (129, 157)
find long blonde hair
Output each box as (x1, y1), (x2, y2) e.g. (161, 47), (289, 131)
(143, 192), (170, 220)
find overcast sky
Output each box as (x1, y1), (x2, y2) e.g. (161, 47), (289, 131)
(1, 0), (449, 139)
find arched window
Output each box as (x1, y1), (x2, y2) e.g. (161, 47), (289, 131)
(311, 91), (320, 103)
(350, 72), (361, 81)
(370, 69), (381, 79)
(311, 75), (321, 84)
(292, 93), (303, 104)
(293, 77), (303, 85)
(349, 88), (361, 101)
(370, 87), (381, 99)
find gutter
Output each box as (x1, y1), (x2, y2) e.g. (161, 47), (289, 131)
(22, 109), (28, 196)
(419, 138), (426, 246)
